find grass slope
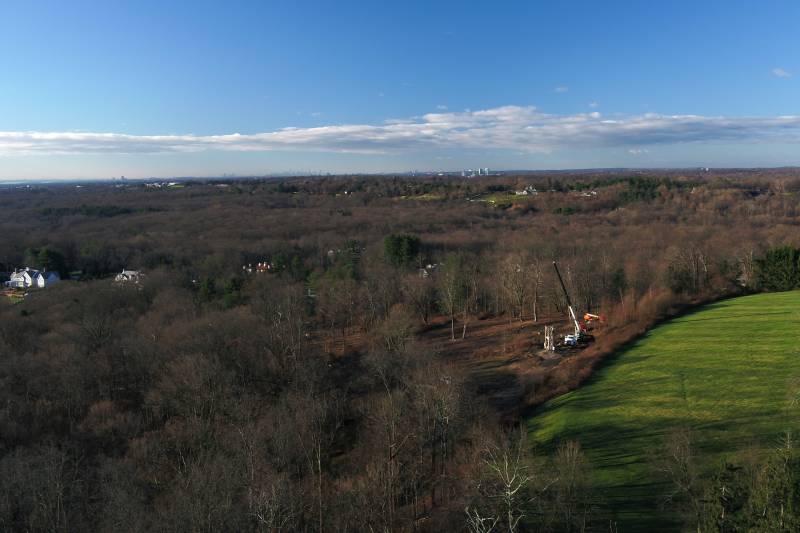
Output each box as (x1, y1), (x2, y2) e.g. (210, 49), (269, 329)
(528, 291), (800, 530)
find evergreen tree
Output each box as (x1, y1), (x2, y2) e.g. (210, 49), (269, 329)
(755, 246), (800, 291)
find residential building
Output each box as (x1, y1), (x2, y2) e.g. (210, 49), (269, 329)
(115, 269), (143, 283)
(4, 267), (60, 289)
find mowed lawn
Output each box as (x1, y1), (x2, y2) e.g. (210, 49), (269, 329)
(527, 291), (800, 531)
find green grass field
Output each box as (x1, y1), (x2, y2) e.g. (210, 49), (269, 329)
(2, 289), (25, 303)
(478, 192), (536, 206)
(527, 291), (800, 530)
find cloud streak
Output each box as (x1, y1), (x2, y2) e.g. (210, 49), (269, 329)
(773, 67), (792, 78)
(3, 106), (800, 157)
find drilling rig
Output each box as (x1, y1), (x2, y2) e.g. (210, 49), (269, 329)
(552, 261), (593, 347)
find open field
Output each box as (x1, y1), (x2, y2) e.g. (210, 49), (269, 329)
(528, 291), (800, 530)
(474, 191), (540, 208)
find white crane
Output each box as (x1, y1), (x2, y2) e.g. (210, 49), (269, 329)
(552, 261), (587, 346)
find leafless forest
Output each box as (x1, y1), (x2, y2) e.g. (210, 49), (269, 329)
(2, 170), (800, 531)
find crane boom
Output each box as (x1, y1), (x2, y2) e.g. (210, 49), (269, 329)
(552, 261), (582, 340)
(552, 260), (572, 308)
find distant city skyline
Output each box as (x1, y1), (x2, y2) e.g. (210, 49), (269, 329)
(1, 0), (799, 179)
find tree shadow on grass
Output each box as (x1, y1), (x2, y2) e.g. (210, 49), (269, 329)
(530, 417), (688, 531)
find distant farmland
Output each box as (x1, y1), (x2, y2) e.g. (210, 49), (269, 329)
(528, 291), (800, 530)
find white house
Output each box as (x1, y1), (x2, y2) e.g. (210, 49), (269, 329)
(515, 185), (538, 196)
(4, 267), (60, 289)
(114, 269), (143, 283)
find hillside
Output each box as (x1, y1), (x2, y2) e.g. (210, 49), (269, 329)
(528, 291), (800, 530)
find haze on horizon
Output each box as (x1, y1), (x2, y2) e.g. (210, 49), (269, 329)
(1, 0), (799, 180)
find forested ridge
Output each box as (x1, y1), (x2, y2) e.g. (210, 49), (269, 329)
(3, 170), (800, 531)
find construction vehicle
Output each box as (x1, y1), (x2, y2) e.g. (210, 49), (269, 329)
(583, 312), (604, 331)
(552, 261), (593, 347)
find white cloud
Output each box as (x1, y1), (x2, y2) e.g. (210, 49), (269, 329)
(773, 67), (792, 78)
(589, 101), (599, 108)
(554, 85), (569, 93)
(2, 106), (800, 157)
(436, 104), (448, 110)
(628, 148), (649, 154)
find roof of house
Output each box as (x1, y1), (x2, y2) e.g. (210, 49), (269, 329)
(115, 270), (143, 281)
(9, 268), (59, 283)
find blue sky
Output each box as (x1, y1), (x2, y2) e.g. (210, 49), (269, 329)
(1, 0), (799, 179)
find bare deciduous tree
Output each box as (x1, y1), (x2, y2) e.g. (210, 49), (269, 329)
(499, 254), (529, 321)
(403, 273), (436, 325)
(290, 388), (343, 533)
(438, 254), (464, 341)
(553, 440), (592, 531)
(655, 428), (704, 529)
(470, 435), (548, 533)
